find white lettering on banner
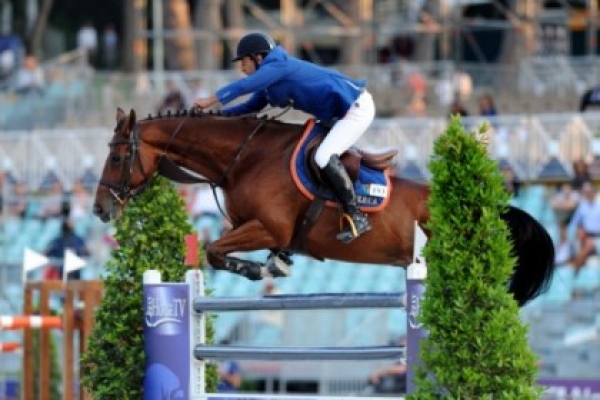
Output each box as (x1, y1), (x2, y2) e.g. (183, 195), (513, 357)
(544, 386), (600, 399)
(367, 184), (388, 198)
(145, 297), (187, 327)
(408, 294), (422, 329)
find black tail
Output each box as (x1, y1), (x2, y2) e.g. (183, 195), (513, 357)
(501, 205), (556, 307)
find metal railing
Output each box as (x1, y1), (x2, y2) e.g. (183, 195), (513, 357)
(0, 112), (599, 189)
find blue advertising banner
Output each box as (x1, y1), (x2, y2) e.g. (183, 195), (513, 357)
(538, 379), (600, 398)
(143, 282), (190, 400)
(406, 277), (428, 393)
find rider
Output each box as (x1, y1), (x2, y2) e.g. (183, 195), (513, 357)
(193, 31), (375, 244)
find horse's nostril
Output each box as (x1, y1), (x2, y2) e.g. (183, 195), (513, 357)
(92, 204), (103, 216)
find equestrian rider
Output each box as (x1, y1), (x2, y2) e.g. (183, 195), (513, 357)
(193, 31), (375, 244)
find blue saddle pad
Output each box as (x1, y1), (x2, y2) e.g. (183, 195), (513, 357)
(290, 120), (391, 211)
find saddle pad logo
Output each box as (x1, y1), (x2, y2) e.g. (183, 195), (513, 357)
(290, 119), (392, 212)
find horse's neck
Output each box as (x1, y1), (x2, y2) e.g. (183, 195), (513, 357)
(147, 117), (298, 184)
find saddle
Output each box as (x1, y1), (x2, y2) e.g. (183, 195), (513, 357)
(304, 136), (398, 182)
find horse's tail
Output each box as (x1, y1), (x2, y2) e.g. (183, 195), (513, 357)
(501, 205), (556, 306)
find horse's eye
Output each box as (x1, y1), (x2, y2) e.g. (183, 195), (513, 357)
(110, 154), (121, 164)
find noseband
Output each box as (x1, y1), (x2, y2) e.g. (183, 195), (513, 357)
(99, 122), (152, 205)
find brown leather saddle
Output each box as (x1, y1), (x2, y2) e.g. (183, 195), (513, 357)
(304, 135), (398, 182)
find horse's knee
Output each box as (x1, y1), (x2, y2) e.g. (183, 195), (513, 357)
(206, 248), (225, 269)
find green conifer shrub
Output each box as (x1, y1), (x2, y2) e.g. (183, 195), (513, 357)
(80, 176), (216, 399)
(408, 118), (541, 399)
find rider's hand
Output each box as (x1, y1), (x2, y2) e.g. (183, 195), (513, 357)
(193, 95), (218, 110)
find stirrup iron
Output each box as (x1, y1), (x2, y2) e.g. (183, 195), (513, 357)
(336, 212), (371, 244)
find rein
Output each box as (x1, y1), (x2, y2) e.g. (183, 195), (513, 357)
(214, 118), (267, 187)
(102, 107), (289, 225)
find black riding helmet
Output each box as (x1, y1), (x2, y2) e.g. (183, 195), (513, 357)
(232, 32), (276, 62)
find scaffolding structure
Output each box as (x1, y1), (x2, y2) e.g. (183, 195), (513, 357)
(129, 0), (600, 72)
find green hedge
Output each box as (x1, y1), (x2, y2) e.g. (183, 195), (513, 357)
(409, 118), (540, 399)
(80, 176), (216, 399)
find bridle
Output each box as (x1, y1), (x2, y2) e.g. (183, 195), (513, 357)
(98, 109), (282, 218)
(99, 122), (152, 206)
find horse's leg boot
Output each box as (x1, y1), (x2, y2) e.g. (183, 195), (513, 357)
(225, 256), (264, 281)
(265, 250), (293, 277)
(321, 155), (371, 243)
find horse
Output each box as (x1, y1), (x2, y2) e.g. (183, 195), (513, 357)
(93, 108), (555, 307)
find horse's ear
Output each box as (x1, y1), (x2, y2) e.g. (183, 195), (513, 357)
(128, 109), (137, 132)
(116, 107), (126, 122)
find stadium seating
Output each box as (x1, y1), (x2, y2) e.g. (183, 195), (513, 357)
(1, 183), (599, 379)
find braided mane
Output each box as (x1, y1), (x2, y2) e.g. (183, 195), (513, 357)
(141, 109), (290, 126)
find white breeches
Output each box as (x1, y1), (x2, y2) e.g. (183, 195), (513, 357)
(314, 90), (376, 168)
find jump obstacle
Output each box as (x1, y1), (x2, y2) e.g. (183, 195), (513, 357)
(142, 222), (428, 399)
(0, 316), (63, 356)
(0, 315), (62, 330)
(13, 279), (104, 400)
(0, 341), (21, 352)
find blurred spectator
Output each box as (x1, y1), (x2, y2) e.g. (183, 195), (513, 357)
(437, 70), (473, 109)
(435, 76), (454, 112)
(69, 181), (92, 224)
(14, 55), (44, 95)
(448, 100), (469, 119)
(191, 184), (224, 244)
(555, 220), (574, 266)
(101, 23), (119, 69)
(44, 220), (90, 280)
(188, 78), (210, 109)
(257, 278), (283, 328)
(216, 339), (242, 393)
(407, 70), (426, 98)
(77, 21), (98, 65)
(568, 182), (600, 273)
(550, 182), (580, 226)
(39, 181), (69, 220)
(579, 85), (600, 112)
(478, 93), (498, 117)
(501, 165), (521, 197)
(453, 70), (473, 103)
(405, 93), (427, 117)
(550, 182), (579, 268)
(6, 181), (30, 219)
(156, 80), (186, 114)
(365, 337), (407, 395)
(0, 34), (23, 84)
(571, 159), (591, 191)
(0, 170), (6, 213)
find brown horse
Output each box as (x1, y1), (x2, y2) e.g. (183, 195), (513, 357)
(93, 108), (555, 306)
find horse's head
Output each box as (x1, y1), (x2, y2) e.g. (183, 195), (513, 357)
(93, 108), (157, 222)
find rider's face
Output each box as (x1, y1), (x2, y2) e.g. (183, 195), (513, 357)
(240, 56), (257, 75)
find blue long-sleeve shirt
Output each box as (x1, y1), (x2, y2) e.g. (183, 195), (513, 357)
(216, 46), (367, 121)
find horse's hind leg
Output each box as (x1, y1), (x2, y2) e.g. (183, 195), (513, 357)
(265, 250), (294, 277)
(206, 220), (281, 281)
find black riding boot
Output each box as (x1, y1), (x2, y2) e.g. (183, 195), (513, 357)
(322, 155), (371, 243)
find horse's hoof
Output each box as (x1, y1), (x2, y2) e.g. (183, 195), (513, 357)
(265, 254), (292, 277)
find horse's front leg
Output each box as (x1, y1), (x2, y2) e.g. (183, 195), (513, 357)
(206, 220), (281, 281)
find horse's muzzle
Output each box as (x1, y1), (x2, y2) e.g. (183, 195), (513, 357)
(92, 204), (109, 222)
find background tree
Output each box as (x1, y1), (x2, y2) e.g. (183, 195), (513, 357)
(409, 118), (540, 399)
(80, 176), (216, 398)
